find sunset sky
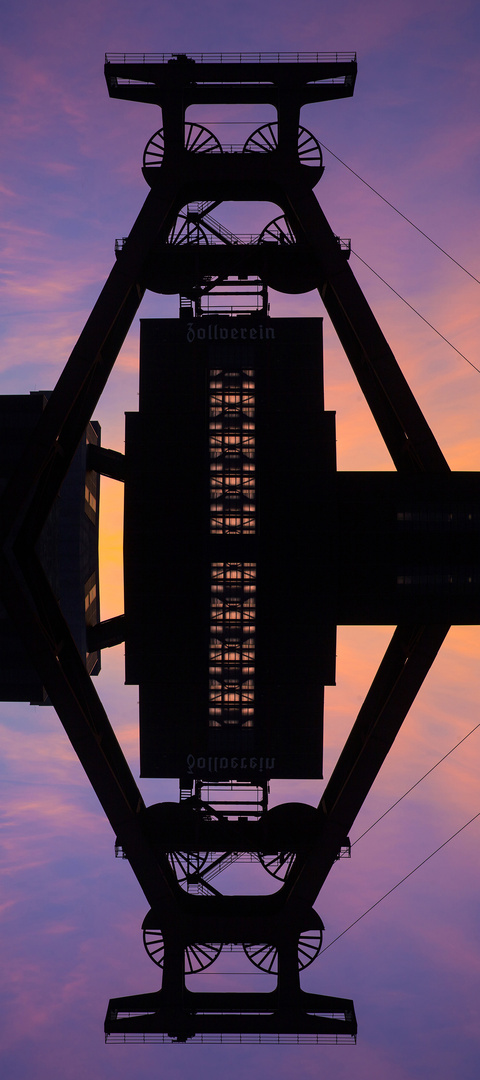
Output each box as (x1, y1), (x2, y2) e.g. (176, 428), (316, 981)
(1, 1), (480, 1078)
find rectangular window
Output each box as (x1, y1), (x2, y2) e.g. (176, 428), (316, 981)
(208, 562), (256, 728)
(209, 368), (255, 534)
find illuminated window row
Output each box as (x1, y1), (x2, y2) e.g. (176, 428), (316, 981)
(208, 562), (256, 728)
(209, 367), (256, 535)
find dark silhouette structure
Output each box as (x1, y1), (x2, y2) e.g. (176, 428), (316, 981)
(0, 392), (101, 700)
(0, 52), (478, 1045)
(125, 316), (334, 782)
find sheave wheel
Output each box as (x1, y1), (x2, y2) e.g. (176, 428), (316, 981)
(243, 927), (323, 973)
(168, 850), (209, 889)
(243, 123), (322, 167)
(168, 213), (210, 246)
(257, 216), (295, 246)
(143, 123), (222, 169)
(143, 928), (222, 973)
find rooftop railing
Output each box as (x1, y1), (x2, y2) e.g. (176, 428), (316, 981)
(106, 1030), (356, 1045)
(105, 51), (357, 65)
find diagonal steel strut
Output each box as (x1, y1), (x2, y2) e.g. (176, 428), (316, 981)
(0, 181), (179, 553)
(282, 623), (450, 911)
(282, 185), (450, 475)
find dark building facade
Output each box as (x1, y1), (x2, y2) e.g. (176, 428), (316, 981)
(124, 314), (480, 784)
(124, 316), (336, 780)
(0, 392), (101, 701)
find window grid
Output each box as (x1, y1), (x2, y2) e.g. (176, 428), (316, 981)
(209, 562), (256, 727)
(209, 369), (256, 534)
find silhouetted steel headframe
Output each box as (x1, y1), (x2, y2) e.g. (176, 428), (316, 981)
(1, 53), (478, 1046)
(105, 51), (447, 474)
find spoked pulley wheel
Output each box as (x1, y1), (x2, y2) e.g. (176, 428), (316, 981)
(243, 124), (322, 167)
(256, 215), (295, 246)
(143, 128), (167, 169)
(257, 850), (295, 879)
(184, 941), (222, 974)
(143, 124), (222, 170)
(143, 928), (222, 973)
(243, 927), (323, 973)
(184, 124), (222, 154)
(168, 850), (209, 890)
(242, 122), (279, 154)
(143, 928), (166, 968)
(297, 928), (323, 969)
(168, 214), (210, 246)
(243, 941), (278, 973)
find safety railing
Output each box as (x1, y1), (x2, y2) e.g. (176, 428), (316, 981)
(105, 51), (357, 65)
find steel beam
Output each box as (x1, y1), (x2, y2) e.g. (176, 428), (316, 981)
(0, 179), (190, 918)
(105, 987), (357, 1039)
(105, 54), (357, 110)
(0, 544), (180, 915)
(86, 444), (126, 481)
(87, 614), (126, 651)
(0, 181), (179, 552)
(282, 623), (450, 910)
(282, 186), (449, 474)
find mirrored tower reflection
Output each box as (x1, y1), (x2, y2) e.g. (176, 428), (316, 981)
(1, 52), (478, 1046)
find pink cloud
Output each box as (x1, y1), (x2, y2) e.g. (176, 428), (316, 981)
(41, 161), (78, 177)
(0, 44), (91, 141)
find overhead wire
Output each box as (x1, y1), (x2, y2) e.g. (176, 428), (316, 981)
(321, 811), (480, 955)
(151, 131), (480, 971)
(320, 721), (480, 953)
(308, 143), (480, 952)
(352, 718), (480, 847)
(319, 140), (480, 286)
(316, 140), (480, 373)
(350, 248), (480, 376)
(198, 134), (479, 372)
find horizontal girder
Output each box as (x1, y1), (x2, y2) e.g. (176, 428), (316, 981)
(105, 53), (357, 108)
